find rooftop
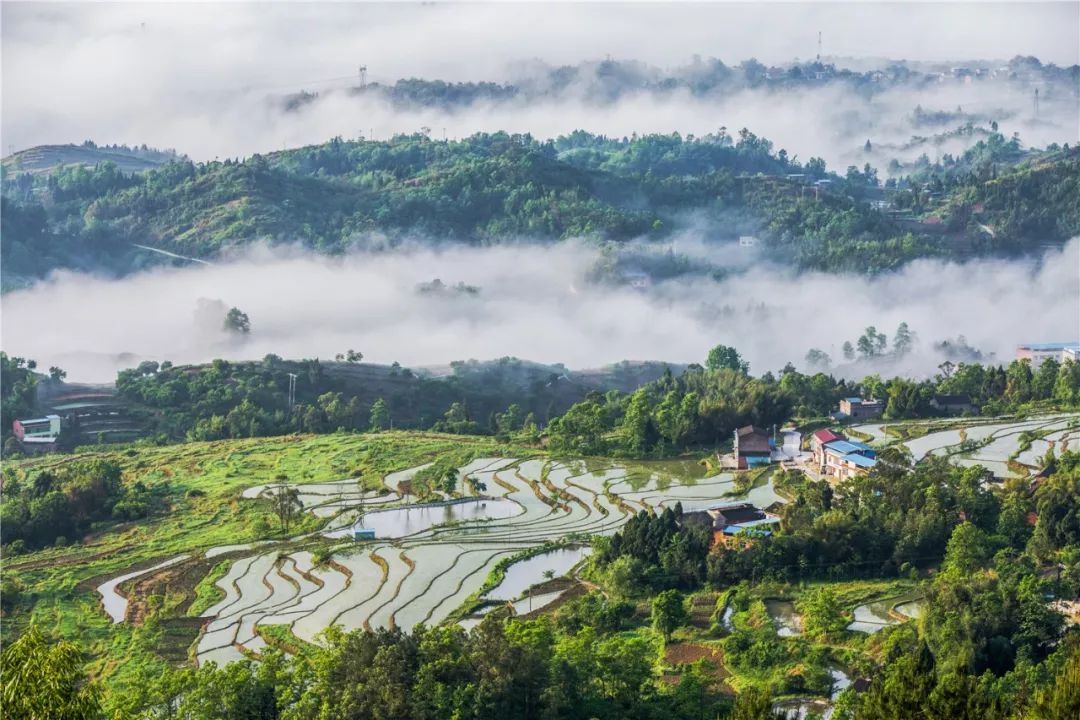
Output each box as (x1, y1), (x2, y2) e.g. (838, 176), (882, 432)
(844, 454), (878, 469)
(812, 429), (844, 444)
(1018, 342), (1080, 351)
(824, 440), (874, 456)
(933, 394), (972, 404)
(18, 414), (61, 425)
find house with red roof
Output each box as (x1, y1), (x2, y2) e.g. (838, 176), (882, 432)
(810, 429), (844, 467)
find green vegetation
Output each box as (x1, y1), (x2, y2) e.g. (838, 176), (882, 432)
(2, 432), (1078, 719)
(0, 457), (160, 550)
(1, 352), (39, 448)
(5, 131), (1076, 287)
(547, 351), (1080, 458)
(106, 355), (673, 444)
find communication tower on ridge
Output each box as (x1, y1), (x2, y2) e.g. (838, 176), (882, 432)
(816, 31), (822, 63)
(358, 65), (368, 88)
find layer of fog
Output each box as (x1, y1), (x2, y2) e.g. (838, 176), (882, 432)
(4, 2), (1078, 169)
(3, 238), (1077, 384)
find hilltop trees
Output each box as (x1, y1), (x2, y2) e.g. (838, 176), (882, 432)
(706, 344), (750, 373)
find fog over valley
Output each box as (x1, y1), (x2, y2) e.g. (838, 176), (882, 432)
(4, 238), (1077, 382)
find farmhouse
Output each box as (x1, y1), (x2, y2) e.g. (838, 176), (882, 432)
(12, 415), (62, 453)
(734, 425), (772, 468)
(697, 502), (781, 547)
(821, 439), (877, 481)
(810, 429), (845, 467)
(930, 394), (977, 415)
(834, 397), (884, 420)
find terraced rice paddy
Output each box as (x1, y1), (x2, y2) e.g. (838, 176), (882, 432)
(95, 456), (779, 665)
(901, 414), (1080, 477)
(96, 554), (191, 623)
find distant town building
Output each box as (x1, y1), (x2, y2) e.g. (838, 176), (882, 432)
(734, 425), (773, 468)
(12, 415), (62, 453)
(738, 235), (758, 248)
(930, 394), (977, 415)
(834, 397), (884, 420)
(1016, 342), (1080, 368)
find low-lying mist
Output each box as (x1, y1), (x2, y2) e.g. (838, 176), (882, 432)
(4, 4), (1077, 171)
(3, 238), (1077, 384)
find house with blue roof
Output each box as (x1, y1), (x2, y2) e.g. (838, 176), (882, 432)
(697, 501), (781, 547)
(821, 438), (877, 481)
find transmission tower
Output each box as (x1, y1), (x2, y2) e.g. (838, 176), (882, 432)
(358, 65), (368, 88)
(1033, 88), (1039, 118)
(816, 31), (822, 63)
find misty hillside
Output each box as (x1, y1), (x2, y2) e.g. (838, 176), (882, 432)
(1, 142), (182, 176)
(279, 55), (1079, 112)
(2, 131), (1077, 289)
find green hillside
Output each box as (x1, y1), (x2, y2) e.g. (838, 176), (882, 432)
(2, 132), (1077, 289)
(1, 142), (180, 176)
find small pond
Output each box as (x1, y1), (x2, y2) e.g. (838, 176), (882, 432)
(765, 598), (802, 637)
(772, 665), (851, 719)
(324, 498), (521, 539)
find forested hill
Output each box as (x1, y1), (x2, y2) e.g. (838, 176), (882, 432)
(2, 131), (1077, 289)
(1, 141), (183, 176)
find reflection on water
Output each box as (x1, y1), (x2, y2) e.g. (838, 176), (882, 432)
(765, 598), (802, 637)
(847, 591), (924, 633)
(510, 589), (564, 616)
(487, 547), (591, 600)
(324, 498), (520, 539)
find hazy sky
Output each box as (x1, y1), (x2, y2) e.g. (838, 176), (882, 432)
(2, 2), (1078, 157)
